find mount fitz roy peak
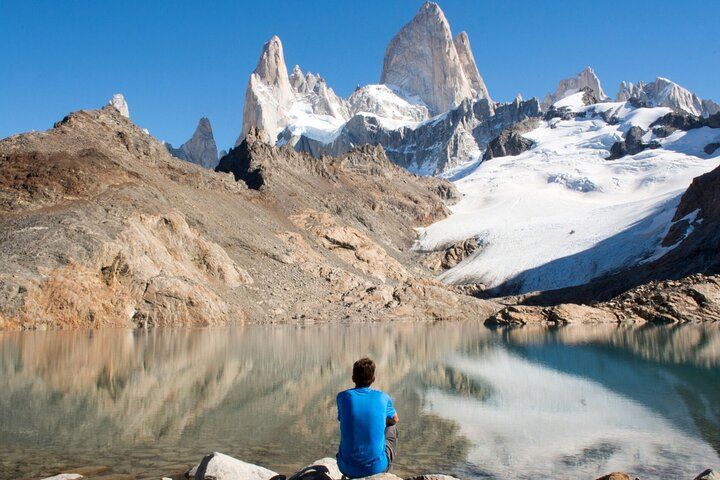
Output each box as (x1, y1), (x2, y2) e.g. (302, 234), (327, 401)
(380, 2), (490, 113)
(237, 2), (538, 175)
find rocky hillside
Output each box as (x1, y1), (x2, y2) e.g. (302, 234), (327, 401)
(0, 107), (499, 330)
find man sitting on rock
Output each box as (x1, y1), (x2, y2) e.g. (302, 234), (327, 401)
(337, 357), (399, 478)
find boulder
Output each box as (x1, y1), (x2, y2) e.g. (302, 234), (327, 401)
(187, 452), (278, 480)
(303, 457), (342, 480)
(41, 475), (83, 480)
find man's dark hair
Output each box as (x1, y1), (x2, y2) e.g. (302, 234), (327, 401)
(352, 357), (375, 387)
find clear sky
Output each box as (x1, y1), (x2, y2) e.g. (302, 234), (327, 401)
(2, 0), (719, 150)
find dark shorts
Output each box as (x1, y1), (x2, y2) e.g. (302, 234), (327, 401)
(385, 424), (398, 470)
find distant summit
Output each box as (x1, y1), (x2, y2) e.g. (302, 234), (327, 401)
(109, 93), (129, 118)
(617, 77), (720, 118)
(166, 117), (219, 169)
(544, 67), (608, 107)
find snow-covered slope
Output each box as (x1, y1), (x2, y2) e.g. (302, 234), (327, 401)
(416, 92), (720, 294)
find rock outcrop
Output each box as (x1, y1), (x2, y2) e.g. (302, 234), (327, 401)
(490, 274), (720, 325)
(108, 93), (129, 118)
(0, 106), (500, 330)
(607, 126), (660, 160)
(166, 117), (219, 169)
(616, 77), (720, 118)
(544, 67), (608, 107)
(380, 2), (477, 115)
(482, 118), (538, 160)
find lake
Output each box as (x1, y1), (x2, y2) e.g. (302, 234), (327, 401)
(0, 322), (718, 479)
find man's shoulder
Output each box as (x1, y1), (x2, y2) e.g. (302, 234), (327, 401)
(337, 388), (391, 399)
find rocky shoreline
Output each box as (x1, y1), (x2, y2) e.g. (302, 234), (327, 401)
(38, 452), (718, 480)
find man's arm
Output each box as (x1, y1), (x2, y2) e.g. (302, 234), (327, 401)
(386, 412), (399, 426)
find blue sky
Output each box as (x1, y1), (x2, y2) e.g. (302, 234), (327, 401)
(2, 0), (719, 150)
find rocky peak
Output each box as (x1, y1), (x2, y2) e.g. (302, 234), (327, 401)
(238, 35), (294, 145)
(181, 117), (219, 169)
(616, 77), (720, 118)
(254, 35), (291, 93)
(380, 2), (475, 114)
(545, 67), (608, 107)
(289, 65), (306, 92)
(453, 31), (490, 101)
(109, 93), (130, 118)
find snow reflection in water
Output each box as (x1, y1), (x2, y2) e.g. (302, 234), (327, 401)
(0, 323), (717, 479)
(427, 348), (718, 479)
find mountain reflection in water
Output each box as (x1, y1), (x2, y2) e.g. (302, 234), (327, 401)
(0, 322), (718, 479)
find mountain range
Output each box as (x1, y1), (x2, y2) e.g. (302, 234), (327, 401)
(1, 1), (719, 328)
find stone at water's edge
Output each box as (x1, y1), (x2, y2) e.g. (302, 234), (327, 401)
(187, 452), (278, 480)
(186, 453), (454, 480)
(40, 475), (83, 480)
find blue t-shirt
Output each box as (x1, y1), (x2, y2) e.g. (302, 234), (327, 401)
(336, 387), (396, 478)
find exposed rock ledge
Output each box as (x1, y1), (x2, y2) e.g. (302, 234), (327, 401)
(489, 274), (720, 326)
(40, 452), (718, 480)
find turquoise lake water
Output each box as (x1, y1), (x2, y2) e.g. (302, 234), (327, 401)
(0, 322), (718, 479)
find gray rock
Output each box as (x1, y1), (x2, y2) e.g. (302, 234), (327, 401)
(188, 452), (278, 480)
(705, 143), (720, 155)
(607, 126), (660, 160)
(483, 118), (536, 161)
(166, 117), (219, 169)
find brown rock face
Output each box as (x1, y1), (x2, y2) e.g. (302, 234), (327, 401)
(0, 107), (499, 330)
